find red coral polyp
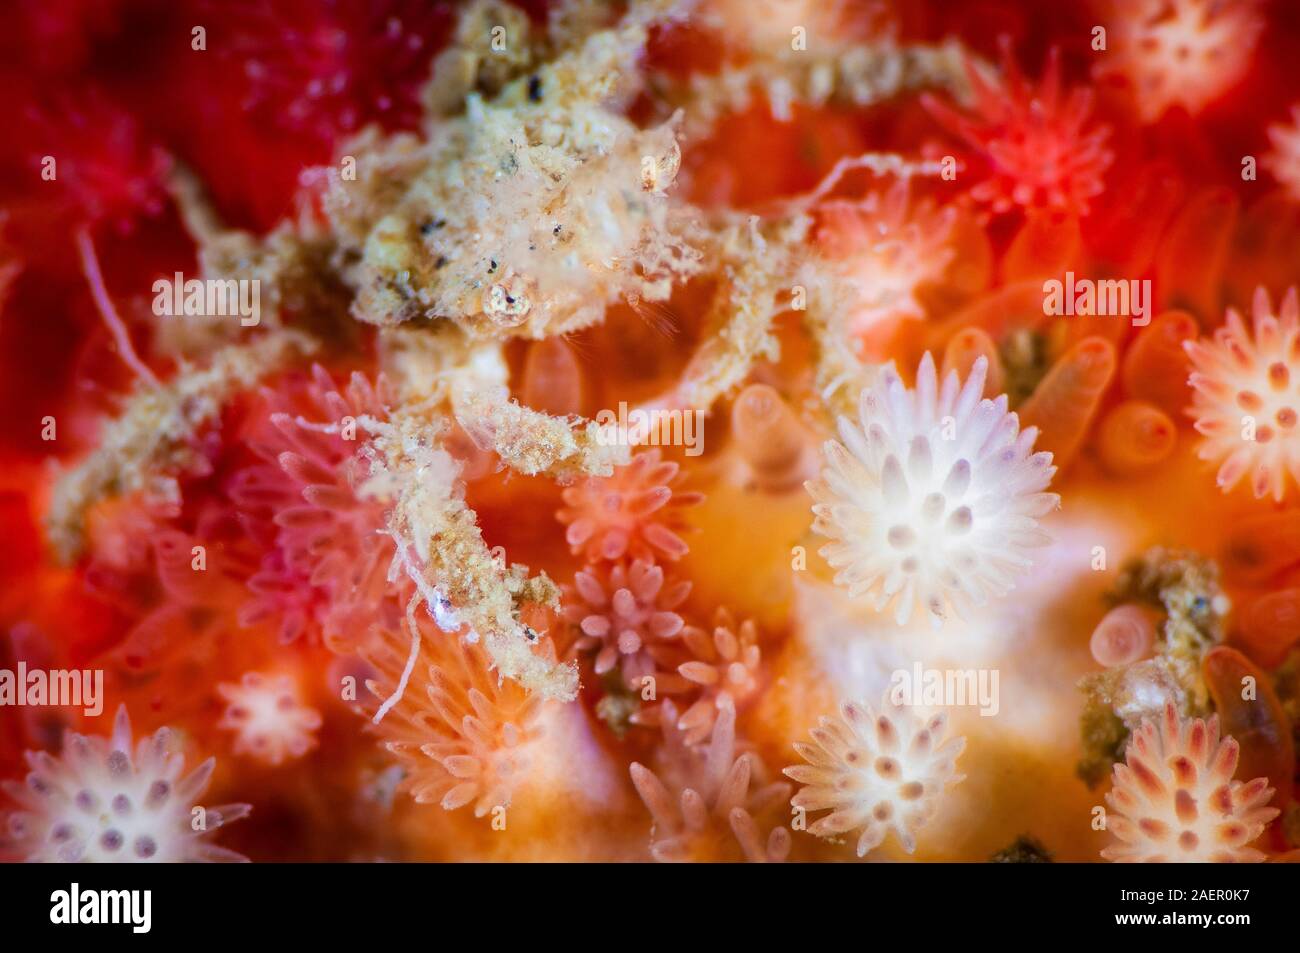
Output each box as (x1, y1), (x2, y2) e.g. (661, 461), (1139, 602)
(924, 41), (1113, 217)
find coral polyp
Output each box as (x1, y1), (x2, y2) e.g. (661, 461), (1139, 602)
(2, 707), (249, 862)
(811, 182), (956, 338)
(362, 601), (550, 817)
(784, 695), (966, 856)
(564, 560), (691, 690)
(556, 449), (701, 564)
(629, 697), (790, 862)
(807, 353), (1058, 625)
(1185, 286), (1300, 501)
(1102, 703), (1278, 863)
(1094, 0), (1264, 123)
(671, 608), (763, 744)
(924, 42), (1113, 216)
(217, 671), (323, 766)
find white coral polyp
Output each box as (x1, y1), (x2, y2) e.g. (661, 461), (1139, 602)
(1094, 0), (1263, 123)
(1265, 106), (1300, 204)
(217, 671), (323, 766)
(807, 352), (1057, 626)
(2, 705), (249, 862)
(1186, 286), (1300, 501)
(784, 695), (965, 856)
(1103, 703), (1278, 862)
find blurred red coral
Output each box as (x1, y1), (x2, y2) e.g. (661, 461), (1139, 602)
(201, 0), (449, 146)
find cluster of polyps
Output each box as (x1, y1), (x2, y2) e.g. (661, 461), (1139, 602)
(363, 607), (548, 817)
(228, 364), (394, 650)
(16, 0), (1300, 867)
(560, 449), (701, 696)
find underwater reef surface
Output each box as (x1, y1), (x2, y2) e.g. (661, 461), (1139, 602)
(2, 0), (1300, 864)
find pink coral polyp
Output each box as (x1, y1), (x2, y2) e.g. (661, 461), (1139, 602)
(557, 449), (701, 564)
(565, 559), (691, 690)
(230, 365), (394, 648)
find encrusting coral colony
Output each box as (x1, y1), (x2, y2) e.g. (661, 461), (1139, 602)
(4, 0), (1300, 863)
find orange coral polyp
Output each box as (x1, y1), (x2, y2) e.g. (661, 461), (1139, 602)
(1120, 310), (1198, 418)
(1017, 336), (1117, 472)
(1097, 400), (1178, 476)
(1089, 604), (1157, 668)
(363, 607), (548, 818)
(729, 384), (809, 491)
(1103, 703), (1277, 863)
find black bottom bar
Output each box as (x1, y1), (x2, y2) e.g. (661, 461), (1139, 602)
(0, 861), (1286, 941)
